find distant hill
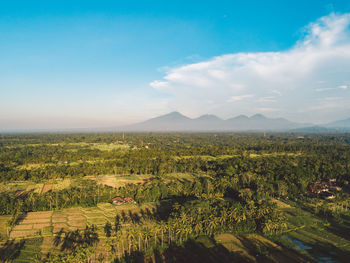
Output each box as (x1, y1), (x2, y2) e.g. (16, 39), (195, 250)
(290, 117), (350, 133)
(122, 111), (192, 131)
(291, 126), (350, 133)
(325, 117), (350, 128)
(119, 111), (309, 132)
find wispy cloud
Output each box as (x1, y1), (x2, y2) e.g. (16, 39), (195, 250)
(150, 13), (350, 122)
(227, 94), (254, 102)
(316, 85), (349, 92)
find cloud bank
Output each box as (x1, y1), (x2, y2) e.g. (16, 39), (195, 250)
(150, 13), (350, 123)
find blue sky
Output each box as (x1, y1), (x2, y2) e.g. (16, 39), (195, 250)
(1, 0), (350, 129)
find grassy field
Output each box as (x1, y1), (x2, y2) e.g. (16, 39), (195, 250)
(85, 174), (153, 188)
(175, 152), (302, 161)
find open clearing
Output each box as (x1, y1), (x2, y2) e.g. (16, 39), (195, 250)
(85, 174), (153, 188)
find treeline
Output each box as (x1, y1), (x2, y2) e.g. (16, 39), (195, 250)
(1, 152), (349, 187)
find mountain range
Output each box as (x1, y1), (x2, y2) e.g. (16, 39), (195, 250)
(118, 111), (313, 132)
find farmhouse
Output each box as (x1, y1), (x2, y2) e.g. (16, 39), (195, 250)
(308, 179), (342, 199)
(111, 196), (136, 205)
(320, 191), (336, 200)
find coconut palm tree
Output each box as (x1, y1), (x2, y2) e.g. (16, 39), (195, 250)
(104, 238), (113, 260)
(137, 230), (143, 251)
(180, 212), (188, 225)
(208, 216), (217, 236)
(175, 225), (183, 243)
(184, 224), (192, 240)
(167, 224), (173, 243)
(126, 229), (135, 254)
(114, 233), (122, 259)
(143, 227), (152, 250)
(158, 221), (167, 247)
(153, 224), (159, 247)
(194, 221), (202, 236)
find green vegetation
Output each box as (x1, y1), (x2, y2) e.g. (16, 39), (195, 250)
(0, 133), (350, 262)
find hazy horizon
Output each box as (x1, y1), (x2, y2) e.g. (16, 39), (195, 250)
(1, 1), (350, 130)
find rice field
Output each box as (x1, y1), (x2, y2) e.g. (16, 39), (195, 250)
(0, 202), (159, 261)
(4, 202), (156, 240)
(0, 179), (73, 196)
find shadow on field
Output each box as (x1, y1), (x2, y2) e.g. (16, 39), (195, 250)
(0, 239), (25, 261)
(238, 235), (312, 263)
(128, 210), (141, 224)
(153, 197), (198, 221)
(327, 214), (350, 242)
(292, 238), (349, 263)
(113, 250), (145, 263)
(156, 238), (248, 263)
(112, 237), (248, 263)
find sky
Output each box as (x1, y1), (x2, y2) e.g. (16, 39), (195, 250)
(1, 0), (350, 129)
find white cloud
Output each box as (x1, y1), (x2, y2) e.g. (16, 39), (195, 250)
(257, 107), (279, 112)
(150, 13), (350, 122)
(227, 94), (254, 102)
(308, 102), (339, 111)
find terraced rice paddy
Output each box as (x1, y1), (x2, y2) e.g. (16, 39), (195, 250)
(0, 202), (157, 260)
(6, 202), (154, 239)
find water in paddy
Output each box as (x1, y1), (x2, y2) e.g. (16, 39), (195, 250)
(283, 236), (338, 263)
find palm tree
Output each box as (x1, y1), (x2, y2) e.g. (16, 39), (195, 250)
(121, 237), (125, 257)
(175, 225), (183, 243)
(158, 221), (167, 247)
(126, 228), (135, 254)
(208, 216), (217, 236)
(167, 224), (173, 243)
(218, 213), (227, 227)
(229, 209), (237, 224)
(183, 224), (192, 241)
(194, 221), (202, 236)
(137, 230), (143, 251)
(143, 227), (152, 250)
(5, 219), (11, 238)
(180, 212), (188, 225)
(105, 238), (112, 260)
(153, 224), (159, 247)
(114, 233), (122, 259)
